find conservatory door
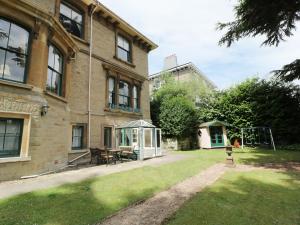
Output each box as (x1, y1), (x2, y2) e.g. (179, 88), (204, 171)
(155, 129), (162, 156)
(132, 128), (138, 149)
(144, 128), (155, 158)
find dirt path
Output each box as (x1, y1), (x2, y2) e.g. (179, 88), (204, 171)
(98, 163), (228, 225)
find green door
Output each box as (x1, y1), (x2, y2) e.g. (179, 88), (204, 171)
(210, 126), (224, 147)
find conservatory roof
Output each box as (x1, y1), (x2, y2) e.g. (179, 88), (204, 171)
(199, 120), (230, 128)
(117, 120), (156, 129)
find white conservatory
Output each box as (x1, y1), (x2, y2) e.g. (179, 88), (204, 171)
(116, 120), (162, 160)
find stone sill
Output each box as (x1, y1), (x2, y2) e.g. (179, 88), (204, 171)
(0, 79), (33, 90)
(71, 34), (90, 46)
(45, 91), (68, 103)
(104, 107), (142, 116)
(113, 56), (136, 68)
(69, 149), (89, 154)
(0, 156), (31, 164)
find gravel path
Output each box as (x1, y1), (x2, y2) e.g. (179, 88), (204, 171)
(98, 163), (228, 225)
(0, 154), (189, 199)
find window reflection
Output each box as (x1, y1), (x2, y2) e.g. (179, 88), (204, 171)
(59, 3), (83, 38)
(0, 18), (29, 83)
(47, 45), (63, 96)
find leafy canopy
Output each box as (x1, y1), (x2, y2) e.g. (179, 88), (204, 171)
(198, 78), (300, 144)
(218, 0), (300, 81)
(151, 73), (203, 138)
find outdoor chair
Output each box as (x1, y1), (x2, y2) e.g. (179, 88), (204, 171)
(119, 146), (138, 161)
(99, 148), (115, 165)
(90, 148), (100, 164)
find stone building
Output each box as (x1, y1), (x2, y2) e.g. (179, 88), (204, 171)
(149, 55), (216, 150)
(0, 0), (157, 181)
(149, 55), (216, 100)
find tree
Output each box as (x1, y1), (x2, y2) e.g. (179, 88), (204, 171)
(217, 0), (300, 81)
(159, 96), (197, 138)
(150, 74), (198, 138)
(199, 78), (300, 144)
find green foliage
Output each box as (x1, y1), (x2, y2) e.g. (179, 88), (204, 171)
(218, 0), (300, 81)
(159, 96), (197, 138)
(151, 73), (211, 138)
(198, 78), (300, 144)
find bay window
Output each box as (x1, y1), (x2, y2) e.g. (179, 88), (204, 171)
(0, 18), (29, 83)
(47, 45), (64, 96)
(108, 77), (116, 107)
(118, 80), (130, 110)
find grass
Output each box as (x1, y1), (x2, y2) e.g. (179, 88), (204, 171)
(167, 170), (300, 225)
(0, 148), (299, 225)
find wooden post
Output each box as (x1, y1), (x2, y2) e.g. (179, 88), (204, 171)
(241, 128), (244, 149)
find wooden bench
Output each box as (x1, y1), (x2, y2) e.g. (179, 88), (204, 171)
(119, 146), (138, 161)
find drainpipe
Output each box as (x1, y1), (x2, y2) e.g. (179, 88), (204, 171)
(88, 4), (98, 149)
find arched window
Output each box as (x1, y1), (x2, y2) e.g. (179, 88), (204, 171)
(59, 2), (83, 38)
(133, 85), (140, 111)
(0, 18), (29, 83)
(119, 80), (130, 110)
(47, 45), (64, 96)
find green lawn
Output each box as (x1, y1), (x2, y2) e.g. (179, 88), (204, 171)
(0, 148), (299, 225)
(167, 170), (300, 225)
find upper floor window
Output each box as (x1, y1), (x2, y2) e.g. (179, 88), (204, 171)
(117, 35), (131, 63)
(47, 45), (64, 96)
(108, 77), (116, 107)
(119, 80), (130, 110)
(59, 3), (83, 38)
(0, 18), (29, 83)
(133, 85), (140, 111)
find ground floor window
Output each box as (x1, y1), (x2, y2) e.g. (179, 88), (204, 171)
(0, 118), (23, 158)
(72, 125), (84, 150)
(104, 127), (112, 149)
(118, 129), (131, 147)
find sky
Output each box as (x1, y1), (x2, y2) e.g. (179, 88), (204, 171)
(100, 0), (300, 89)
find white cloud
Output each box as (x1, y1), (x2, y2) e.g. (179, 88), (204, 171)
(100, 0), (300, 89)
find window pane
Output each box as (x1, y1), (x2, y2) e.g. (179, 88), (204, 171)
(145, 129), (151, 147)
(109, 77), (115, 92)
(0, 19), (10, 48)
(3, 51), (26, 82)
(52, 72), (61, 95)
(133, 86), (137, 98)
(8, 23), (29, 55)
(0, 49), (5, 77)
(6, 120), (21, 134)
(54, 49), (63, 73)
(72, 10), (82, 24)
(48, 45), (55, 68)
(118, 48), (128, 62)
(46, 69), (52, 91)
(0, 136), (3, 151)
(4, 135), (19, 151)
(60, 3), (72, 18)
(0, 120), (5, 134)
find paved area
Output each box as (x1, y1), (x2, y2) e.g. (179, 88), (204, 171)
(98, 163), (228, 225)
(0, 154), (189, 199)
